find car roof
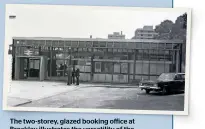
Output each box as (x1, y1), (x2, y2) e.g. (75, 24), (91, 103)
(161, 73), (185, 75)
(176, 73), (185, 75)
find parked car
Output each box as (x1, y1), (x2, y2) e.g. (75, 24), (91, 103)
(139, 73), (185, 94)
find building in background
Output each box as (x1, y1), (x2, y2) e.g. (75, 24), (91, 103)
(108, 31), (125, 39)
(10, 37), (183, 84)
(132, 26), (158, 39)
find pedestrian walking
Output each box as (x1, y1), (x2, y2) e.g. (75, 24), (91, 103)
(75, 68), (80, 85)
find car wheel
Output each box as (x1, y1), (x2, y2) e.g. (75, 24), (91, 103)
(145, 89), (150, 94)
(162, 87), (168, 95)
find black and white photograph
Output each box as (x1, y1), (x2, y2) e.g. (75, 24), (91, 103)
(3, 4), (191, 115)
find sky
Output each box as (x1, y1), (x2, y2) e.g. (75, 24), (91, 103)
(5, 4), (186, 39)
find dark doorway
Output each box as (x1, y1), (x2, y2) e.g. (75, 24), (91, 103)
(28, 58), (40, 78)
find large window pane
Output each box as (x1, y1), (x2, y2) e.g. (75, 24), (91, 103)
(93, 41), (99, 47)
(65, 41), (71, 47)
(114, 42), (120, 48)
(135, 63), (142, 74)
(158, 43), (165, 49)
(136, 50), (143, 60)
(99, 42), (106, 47)
(129, 63), (134, 74)
(107, 42), (113, 47)
(150, 50), (158, 61)
(136, 43), (142, 48)
(158, 50), (165, 61)
(46, 40), (52, 46)
(79, 41), (86, 47)
(128, 43), (136, 49)
(143, 50), (149, 60)
(71, 41), (78, 47)
(59, 41), (64, 47)
(165, 63), (170, 73)
(121, 63), (128, 73)
(150, 63), (157, 74)
(53, 41), (59, 47)
(142, 63), (149, 74)
(86, 41), (92, 47)
(102, 62), (113, 74)
(55, 47), (64, 59)
(143, 43), (150, 49)
(166, 43), (172, 49)
(55, 60), (66, 77)
(164, 50), (171, 61)
(121, 42), (128, 48)
(114, 63), (120, 73)
(150, 43), (157, 49)
(95, 62), (101, 72)
(157, 63), (165, 75)
(108, 48), (112, 52)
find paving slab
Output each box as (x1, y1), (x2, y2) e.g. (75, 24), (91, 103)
(8, 81), (78, 101)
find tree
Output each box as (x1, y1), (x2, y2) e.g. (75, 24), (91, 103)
(154, 13), (187, 72)
(174, 13), (187, 72)
(154, 20), (174, 39)
(154, 13), (187, 41)
(172, 13), (187, 41)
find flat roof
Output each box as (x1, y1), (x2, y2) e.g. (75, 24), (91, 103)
(12, 37), (183, 44)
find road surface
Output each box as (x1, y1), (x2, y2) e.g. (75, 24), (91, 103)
(20, 85), (184, 111)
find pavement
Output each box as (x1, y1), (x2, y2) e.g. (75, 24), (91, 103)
(7, 81), (184, 111)
(7, 81), (76, 107)
(20, 86), (184, 111)
(7, 81), (137, 107)
(7, 97), (31, 107)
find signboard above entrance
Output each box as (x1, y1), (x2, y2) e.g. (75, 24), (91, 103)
(24, 49), (39, 56)
(24, 49), (33, 56)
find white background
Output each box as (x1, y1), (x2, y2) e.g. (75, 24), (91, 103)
(174, 0), (205, 128)
(6, 4), (184, 39)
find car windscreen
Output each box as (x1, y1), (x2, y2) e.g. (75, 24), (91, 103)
(157, 73), (175, 81)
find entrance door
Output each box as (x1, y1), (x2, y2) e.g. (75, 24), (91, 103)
(28, 58), (40, 79)
(14, 56), (48, 81)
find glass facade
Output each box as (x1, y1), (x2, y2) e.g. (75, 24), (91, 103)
(11, 38), (183, 83)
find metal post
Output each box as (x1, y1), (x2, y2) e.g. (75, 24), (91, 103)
(176, 50), (180, 73)
(133, 49), (136, 80)
(148, 49), (151, 80)
(179, 44), (182, 72)
(127, 50), (130, 83)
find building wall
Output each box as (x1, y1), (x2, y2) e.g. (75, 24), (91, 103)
(74, 60), (171, 83)
(132, 26), (158, 39)
(108, 32), (125, 39)
(12, 38), (182, 83)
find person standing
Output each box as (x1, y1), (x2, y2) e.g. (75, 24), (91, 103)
(75, 68), (80, 85)
(67, 66), (72, 85)
(71, 68), (76, 84)
(60, 64), (64, 76)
